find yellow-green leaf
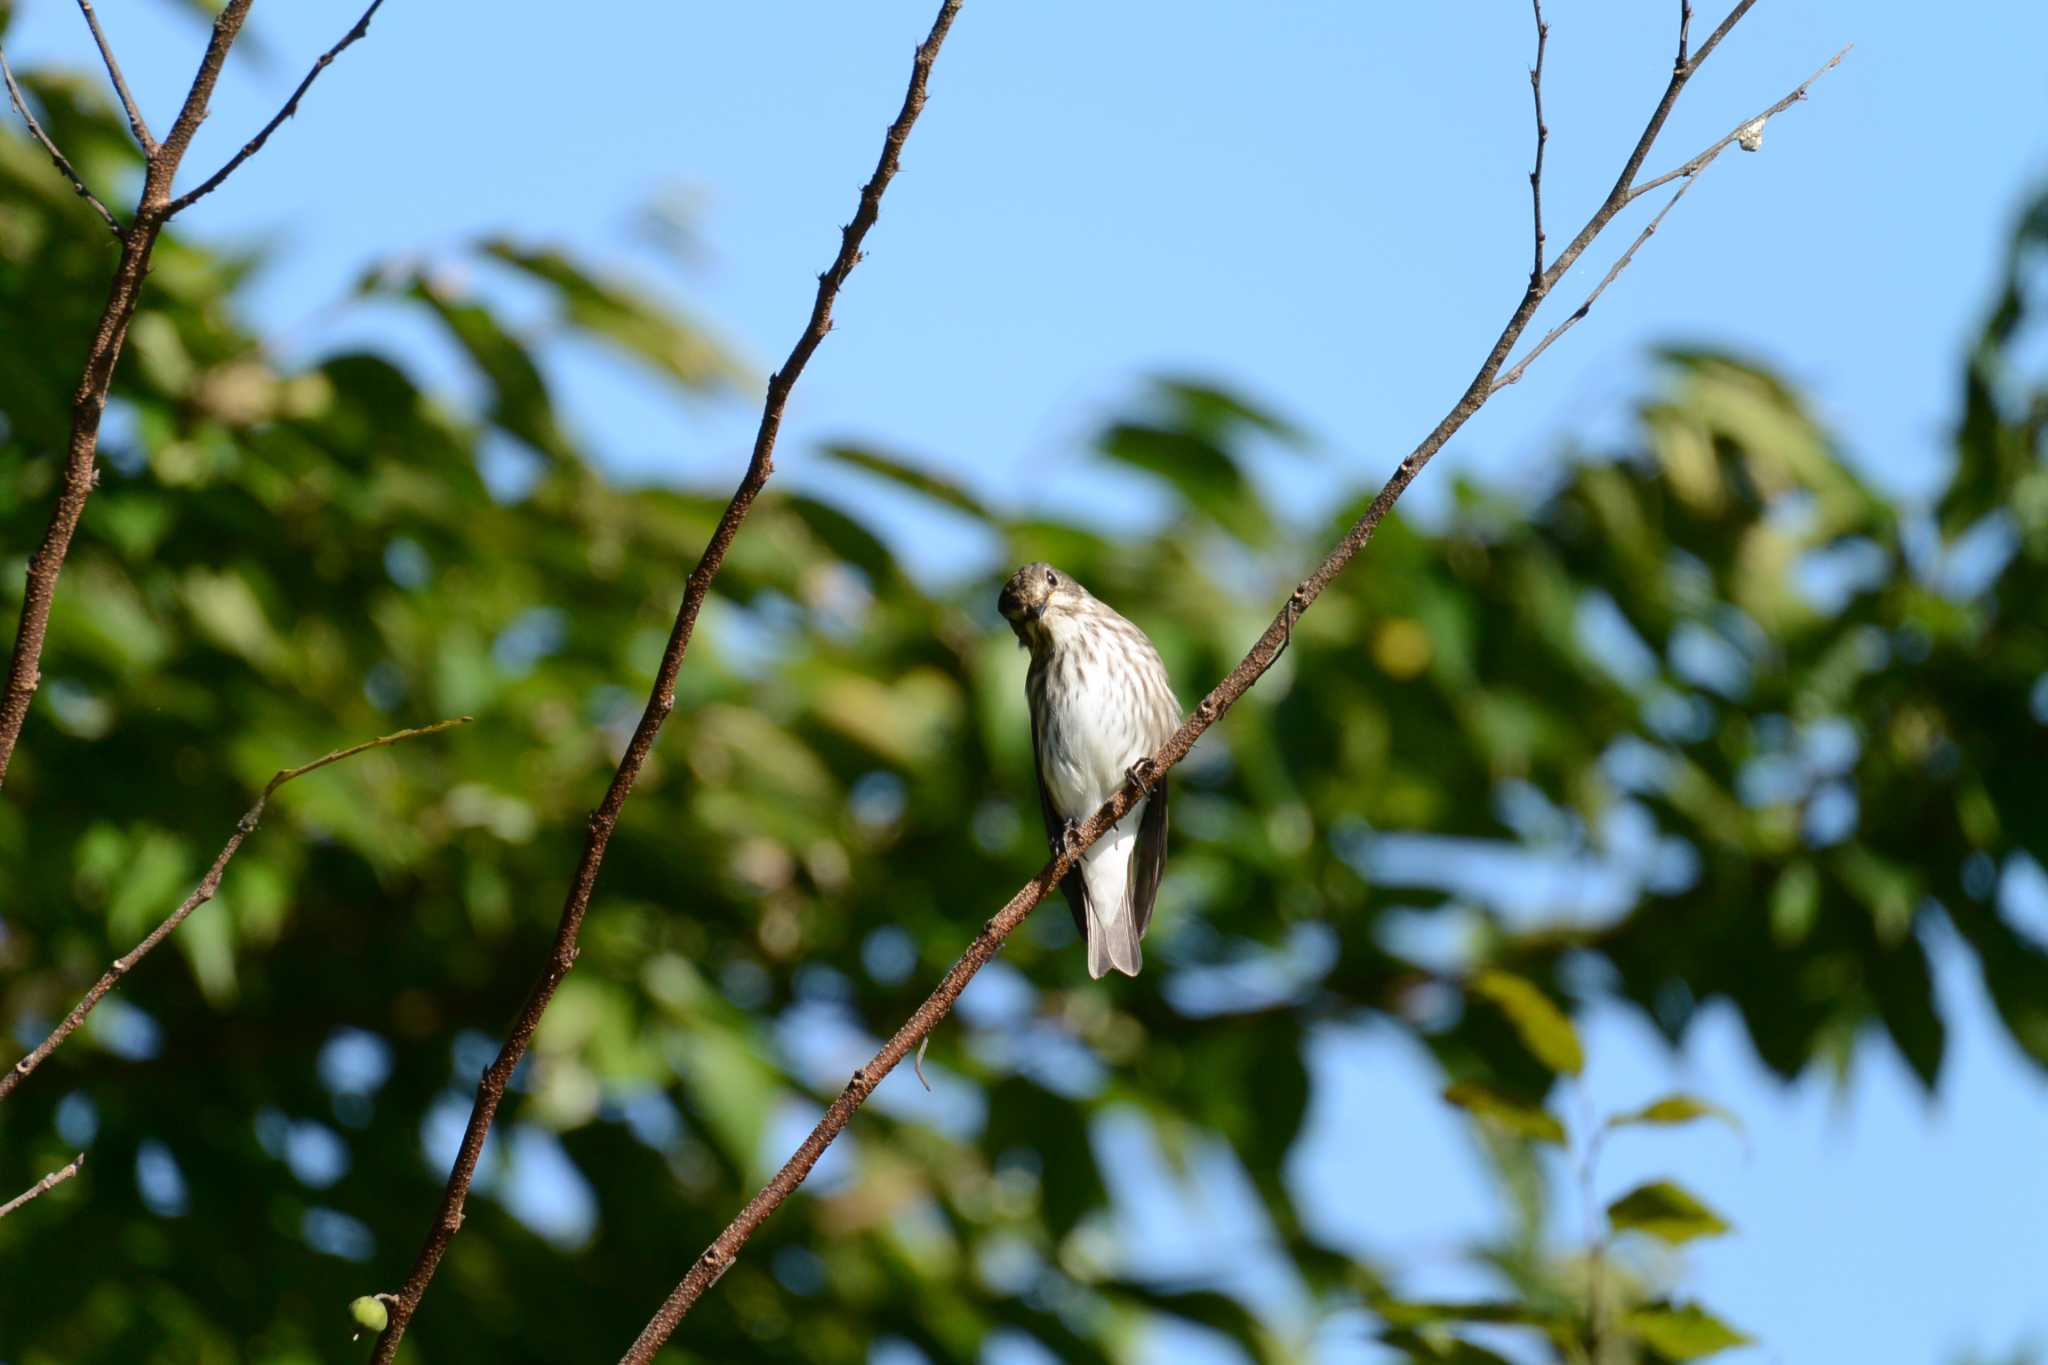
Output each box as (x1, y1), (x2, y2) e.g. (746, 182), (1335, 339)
(1441, 1082), (1565, 1145)
(1624, 1303), (1753, 1360)
(1606, 1180), (1731, 1244)
(1468, 968), (1584, 1075)
(1604, 1093), (1744, 1138)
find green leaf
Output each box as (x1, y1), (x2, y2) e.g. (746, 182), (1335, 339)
(1441, 1081), (1565, 1145)
(1604, 1093), (1744, 1138)
(1468, 968), (1584, 1075)
(480, 239), (745, 394)
(1623, 1303), (1753, 1360)
(1377, 1299), (1566, 1329)
(818, 443), (991, 521)
(1606, 1180), (1731, 1245)
(1096, 421), (1272, 544)
(1376, 1327), (1520, 1365)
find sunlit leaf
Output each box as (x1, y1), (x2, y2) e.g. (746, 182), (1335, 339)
(1441, 1082), (1565, 1145)
(1468, 968), (1584, 1075)
(1607, 1180), (1732, 1245)
(1624, 1303), (1754, 1360)
(1604, 1094), (1744, 1139)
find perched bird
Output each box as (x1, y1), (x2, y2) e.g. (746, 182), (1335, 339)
(997, 562), (1180, 977)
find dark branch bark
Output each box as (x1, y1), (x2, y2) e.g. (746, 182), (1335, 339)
(364, 3), (964, 1358)
(76, 0), (156, 153)
(167, 0), (387, 216)
(0, 718), (467, 1105)
(0, 1153), (84, 1220)
(618, 8), (1849, 1356)
(0, 0), (387, 790)
(0, 48), (124, 237)
(1527, 0), (1549, 281)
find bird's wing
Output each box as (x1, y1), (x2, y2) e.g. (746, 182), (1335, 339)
(1029, 704), (1090, 941)
(1130, 777), (1168, 939)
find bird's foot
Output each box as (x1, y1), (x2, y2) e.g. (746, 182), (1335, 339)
(1126, 756), (1159, 798)
(1058, 817), (1083, 858)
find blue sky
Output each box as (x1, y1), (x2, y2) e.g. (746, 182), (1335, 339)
(9, 1), (2048, 1361)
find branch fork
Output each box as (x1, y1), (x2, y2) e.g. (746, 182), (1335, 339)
(0, 0), (391, 790)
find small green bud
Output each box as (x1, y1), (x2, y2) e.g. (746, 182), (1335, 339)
(349, 1295), (390, 1335)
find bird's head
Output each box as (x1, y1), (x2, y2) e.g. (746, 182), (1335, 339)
(997, 561), (1084, 645)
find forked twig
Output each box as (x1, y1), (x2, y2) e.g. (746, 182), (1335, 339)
(168, 0), (388, 215)
(0, 718), (469, 1105)
(0, 0), (391, 791)
(0, 47), (124, 238)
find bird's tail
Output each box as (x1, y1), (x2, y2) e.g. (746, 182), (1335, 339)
(1082, 810), (1144, 979)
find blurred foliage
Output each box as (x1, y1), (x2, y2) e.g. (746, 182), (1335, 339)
(5, 52), (2048, 1365)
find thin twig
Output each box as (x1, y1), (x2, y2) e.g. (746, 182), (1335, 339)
(1498, 42), (1851, 394)
(167, 0), (387, 216)
(0, 47), (124, 238)
(1527, 0), (1549, 281)
(1626, 45), (1850, 205)
(0, 1154), (85, 1220)
(365, 4), (964, 1359)
(0, 718), (468, 1105)
(1493, 177), (1694, 393)
(75, 0), (156, 153)
(1676, 0), (1694, 68)
(617, 9), (1849, 1355)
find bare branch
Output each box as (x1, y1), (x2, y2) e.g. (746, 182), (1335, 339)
(619, 15), (1850, 1356)
(0, 47), (124, 238)
(75, 0), (156, 153)
(0, 2), (263, 788)
(365, 4), (965, 1358)
(1493, 178), (1695, 393)
(1677, 0), (1694, 68)
(0, 1154), (85, 1220)
(1686, 0), (1757, 76)
(167, 0), (387, 217)
(150, 0), (256, 185)
(1626, 45), (1851, 205)
(1528, 0), (1550, 280)
(0, 718), (468, 1105)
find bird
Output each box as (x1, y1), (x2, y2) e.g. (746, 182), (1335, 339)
(997, 562), (1180, 978)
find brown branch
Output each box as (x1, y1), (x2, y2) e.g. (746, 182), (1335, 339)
(75, 0), (156, 153)
(0, 717), (468, 1105)
(618, 9), (1850, 1357)
(167, 0), (386, 216)
(1527, 0), (1549, 281)
(0, 1153), (85, 1220)
(0, 0), (384, 790)
(0, 47), (124, 238)
(363, 3), (964, 1358)
(1492, 177), (1694, 393)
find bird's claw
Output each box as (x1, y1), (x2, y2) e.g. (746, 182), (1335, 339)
(1058, 818), (1083, 858)
(1126, 757), (1158, 797)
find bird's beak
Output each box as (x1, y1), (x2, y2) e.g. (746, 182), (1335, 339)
(998, 586), (1044, 622)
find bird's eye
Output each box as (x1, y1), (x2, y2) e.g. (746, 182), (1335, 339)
(1045, 570), (1057, 586)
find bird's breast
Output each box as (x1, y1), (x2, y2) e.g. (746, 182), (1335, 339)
(1033, 644), (1164, 817)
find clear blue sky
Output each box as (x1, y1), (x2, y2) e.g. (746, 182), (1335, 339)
(11, 2), (2048, 1361)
